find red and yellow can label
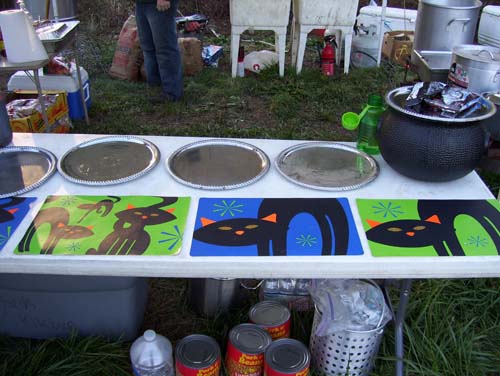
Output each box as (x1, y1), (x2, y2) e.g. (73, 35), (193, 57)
(176, 358), (221, 376)
(226, 340), (265, 376)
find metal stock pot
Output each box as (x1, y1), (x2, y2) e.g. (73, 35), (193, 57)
(412, 0), (481, 65)
(449, 45), (500, 94)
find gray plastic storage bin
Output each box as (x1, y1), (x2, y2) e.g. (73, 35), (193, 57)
(0, 274), (149, 340)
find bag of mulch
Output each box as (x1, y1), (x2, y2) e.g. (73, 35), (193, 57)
(109, 15), (142, 81)
(178, 37), (203, 76)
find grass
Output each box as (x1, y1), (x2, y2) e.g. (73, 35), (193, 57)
(1, 23), (500, 376)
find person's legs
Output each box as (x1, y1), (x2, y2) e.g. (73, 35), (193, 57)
(148, 0), (183, 100)
(136, 2), (161, 87)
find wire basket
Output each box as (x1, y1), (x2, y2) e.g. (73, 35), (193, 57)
(309, 283), (387, 376)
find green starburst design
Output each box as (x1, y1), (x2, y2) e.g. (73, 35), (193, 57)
(0, 226), (12, 247)
(296, 234), (317, 247)
(466, 235), (488, 248)
(60, 196), (78, 207)
(66, 242), (82, 252)
(212, 200), (244, 217)
(372, 201), (404, 218)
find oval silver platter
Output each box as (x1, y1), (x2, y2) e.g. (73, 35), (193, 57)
(167, 139), (270, 190)
(58, 136), (160, 186)
(0, 146), (57, 198)
(275, 142), (379, 191)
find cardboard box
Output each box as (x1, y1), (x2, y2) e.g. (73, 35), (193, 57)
(7, 90), (72, 133)
(382, 31), (414, 66)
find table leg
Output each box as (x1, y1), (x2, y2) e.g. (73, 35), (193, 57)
(74, 54), (90, 125)
(32, 69), (50, 130)
(394, 279), (412, 376)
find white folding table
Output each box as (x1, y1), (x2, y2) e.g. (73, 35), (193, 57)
(1, 132), (497, 376)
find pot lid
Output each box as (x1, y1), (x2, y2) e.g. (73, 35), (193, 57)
(453, 44), (500, 65)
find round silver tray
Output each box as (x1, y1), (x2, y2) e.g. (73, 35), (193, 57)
(275, 142), (379, 191)
(0, 146), (57, 198)
(167, 139), (270, 190)
(58, 136), (160, 186)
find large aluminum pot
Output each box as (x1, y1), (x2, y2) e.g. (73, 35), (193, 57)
(25, 0), (78, 21)
(189, 278), (242, 318)
(412, 0), (481, 64)
(448, 45), (500, 94)
(378, 86), (496, 182)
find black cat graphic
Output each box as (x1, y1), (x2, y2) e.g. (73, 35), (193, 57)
(0, 197), (26, 223)
(87, 197), (178, 256)
(77, 196), (121, 223)
(366, 200), (500, 256)
(18, 207), (94, 255)
(193, 198), (350, 256)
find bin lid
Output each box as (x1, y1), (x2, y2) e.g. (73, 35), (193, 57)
(482, 5), (500, 17)
(8, 66), (89, 92)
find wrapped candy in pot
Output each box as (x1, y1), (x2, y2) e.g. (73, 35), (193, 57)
(378, 86), (496, 182)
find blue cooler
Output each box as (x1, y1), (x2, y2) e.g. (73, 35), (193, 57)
(7, 67), (91, 120)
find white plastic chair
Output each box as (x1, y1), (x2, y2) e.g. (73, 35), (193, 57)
(230, 0), (291, 77)
(291, 0), (360, 74)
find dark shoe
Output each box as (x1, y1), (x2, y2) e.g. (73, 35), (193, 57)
(147, 94), (170, 104)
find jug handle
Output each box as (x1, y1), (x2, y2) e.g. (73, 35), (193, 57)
(446, 18), (470, 32)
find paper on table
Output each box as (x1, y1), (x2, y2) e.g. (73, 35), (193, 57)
(0, 9), (48, 63)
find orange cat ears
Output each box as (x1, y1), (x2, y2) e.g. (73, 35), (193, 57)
(366, 215), (441, 228)
(200, 213), (277, 227)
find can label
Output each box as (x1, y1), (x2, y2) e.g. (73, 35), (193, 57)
(226, 339), (265, 376)
(448, 62), (469, 89)
(251, 319), (290, 340)
(176, 358), (221, 376)
(264, 363), (308, 376)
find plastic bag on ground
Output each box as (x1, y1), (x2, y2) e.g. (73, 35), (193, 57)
(309, 279), (392, 336)
(244, 50), (278, 73)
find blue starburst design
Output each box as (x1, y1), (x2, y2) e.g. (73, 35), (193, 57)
(159, 225), (183, 251)
(60, 196), (78, 207)
(66, 242), (82, 252)
(466, 235), (489, 248)
(372, 201), (404, 218)
(212, 200), (244, 217)
(296, 234), (317, 247)
(0, 226), (12, 247)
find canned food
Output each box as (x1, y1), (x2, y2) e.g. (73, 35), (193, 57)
(226, 323), (272, 376)
(264, 339), (310, 376)
(249, 301), (291, 340)
(175, 334), (221, 376)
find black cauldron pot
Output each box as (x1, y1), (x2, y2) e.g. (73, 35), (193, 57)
(378, 86), (496, 182)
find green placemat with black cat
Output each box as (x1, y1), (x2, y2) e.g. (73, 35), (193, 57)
(356, 199), (500, 257)
(15, 195), (190, 256)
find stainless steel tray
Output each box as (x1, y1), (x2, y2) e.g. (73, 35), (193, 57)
(167, 139), (270, 190)
(275, 142), (378, 191)
(0, 146), (57, 198)
(58, 136), (160, 185)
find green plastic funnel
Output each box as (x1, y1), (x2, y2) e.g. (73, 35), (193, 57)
(342, 105), (371, 130)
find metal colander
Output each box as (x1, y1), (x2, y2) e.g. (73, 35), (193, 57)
(309, 284), (387, 376)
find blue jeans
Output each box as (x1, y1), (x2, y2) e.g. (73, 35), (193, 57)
(136, 0), (183, 100)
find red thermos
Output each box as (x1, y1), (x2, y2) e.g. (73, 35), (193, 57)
(321, 37), (335, 77)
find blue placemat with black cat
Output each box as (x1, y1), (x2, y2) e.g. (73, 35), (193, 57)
(190, 198), (363, 256)
(0, 197), (36, 252)
(357, 199), (500, 257)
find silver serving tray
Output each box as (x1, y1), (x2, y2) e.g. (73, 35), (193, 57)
(167, 139), (270, 190)
(58, 136), (160, 186)
(0, 146), (57, 198)
(275, 142), (378, 191)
